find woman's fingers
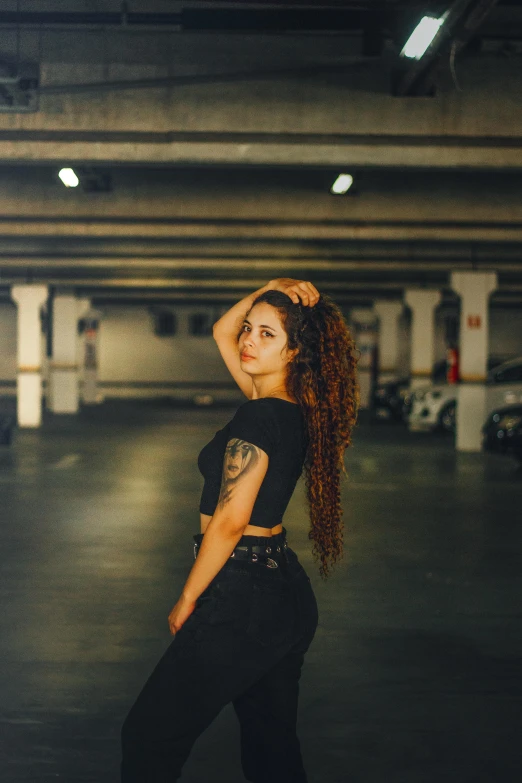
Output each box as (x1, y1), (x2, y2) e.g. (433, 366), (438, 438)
(272, 278), (320, 306)
(293, 282), (320, 306)
(295, 284), (310, 305)
(303, 282), (320, 303)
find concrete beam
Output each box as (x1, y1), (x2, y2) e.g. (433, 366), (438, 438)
(0, 217), (522, 243)
(0, 256), (522, 275)
(2, 134), (522, 169)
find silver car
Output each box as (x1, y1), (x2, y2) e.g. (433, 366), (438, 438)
(407, 356), (522, 433)
(407, 384), (457, 432)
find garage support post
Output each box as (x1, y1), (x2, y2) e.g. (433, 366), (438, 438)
(47, 293), (81, 414)
(374, 300), (404, 382)
(450, 271), (498, 452)
(11, 284), (49, 428)
(404, 289), (442, 395)
(350, 307), (378, 408)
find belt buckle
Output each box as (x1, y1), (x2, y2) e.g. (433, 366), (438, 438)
(266, 557), (278, 569)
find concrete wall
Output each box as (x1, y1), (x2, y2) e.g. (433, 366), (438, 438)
(0, 303), (17, 383)
(97, 305), (233, 398)
(490, 309), (522, 357)
(2, 303), (522, 396)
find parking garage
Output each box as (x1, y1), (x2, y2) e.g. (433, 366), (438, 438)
(1, 2), (522, 782)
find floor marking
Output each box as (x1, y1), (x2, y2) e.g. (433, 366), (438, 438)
(50, 453), (81, 470)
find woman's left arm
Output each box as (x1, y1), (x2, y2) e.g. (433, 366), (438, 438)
(168, 438), (269, 634)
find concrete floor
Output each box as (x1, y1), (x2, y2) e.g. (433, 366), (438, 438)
(1, 398), (521, 783)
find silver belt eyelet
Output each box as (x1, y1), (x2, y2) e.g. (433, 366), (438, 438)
(276, 546), (281, 553)
(230, 550), (235, 558)
(266, 546), (271, 553)
(251, 553), (258, 562)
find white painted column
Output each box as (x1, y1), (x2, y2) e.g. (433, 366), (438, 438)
(373, 300), (404, 382)
(404, 289), (442, 392)
(48, 293), (80, 413)
(450, 271), (498, 452)
(11, 284), (49, 427)
(350, 307), (378, 408)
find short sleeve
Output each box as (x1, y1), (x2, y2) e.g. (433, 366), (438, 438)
(227, 400), (280, 459)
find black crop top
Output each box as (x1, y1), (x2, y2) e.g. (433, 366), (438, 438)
(197, 398), (309, 529)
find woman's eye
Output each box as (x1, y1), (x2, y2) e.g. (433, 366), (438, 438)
(263, 331), (274, 338)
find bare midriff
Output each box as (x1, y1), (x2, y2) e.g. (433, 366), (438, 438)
(200, 513), (283, 537)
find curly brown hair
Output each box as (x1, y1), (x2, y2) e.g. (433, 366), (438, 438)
(244, 289), (361, 580)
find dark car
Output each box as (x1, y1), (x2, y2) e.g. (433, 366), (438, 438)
(370, 376), (410, 421)
(482, 403), (522, 464)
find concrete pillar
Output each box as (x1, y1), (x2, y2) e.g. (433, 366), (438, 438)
(404, 289), (442, 391)
(80, 306), (103, 405)
(373, 300), (404, 382)
(11, 284), (49, 427)
(48, 293), (80, 413)
(350, 307), (378, 408)
(450, 271), (498, 452)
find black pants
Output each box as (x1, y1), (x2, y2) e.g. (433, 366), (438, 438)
(120, 527), (319, 782)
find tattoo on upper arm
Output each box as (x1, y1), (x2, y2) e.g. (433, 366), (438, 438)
(216, 438), (262, 510)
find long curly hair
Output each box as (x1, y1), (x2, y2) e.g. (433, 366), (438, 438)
(244, 289), (360, 580)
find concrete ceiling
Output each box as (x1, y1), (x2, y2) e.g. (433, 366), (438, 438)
(0, 1), (521, 308)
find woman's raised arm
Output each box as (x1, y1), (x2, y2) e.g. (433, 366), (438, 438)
(212, 282), (272, 398)
(212, 278), (320, 398)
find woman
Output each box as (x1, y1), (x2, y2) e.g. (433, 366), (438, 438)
(121, 277), (360, 783)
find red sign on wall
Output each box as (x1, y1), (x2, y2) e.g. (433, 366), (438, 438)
(467, 315), (481, 329)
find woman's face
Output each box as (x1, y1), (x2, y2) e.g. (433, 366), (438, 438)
(238, 302), (296, 376)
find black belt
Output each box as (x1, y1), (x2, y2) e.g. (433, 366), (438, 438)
(193, 537), (289, 569)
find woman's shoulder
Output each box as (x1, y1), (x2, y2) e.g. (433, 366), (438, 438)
(236, 397), (302, 419)
(229, 398), (307, 455)
(233, 396), (280, 420)
(240, 396), (300, 408)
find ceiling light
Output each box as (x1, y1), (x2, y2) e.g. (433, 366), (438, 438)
(401, 16), (444, 60)
(330, 173), (354, 195)
(58, 167), (79, 188)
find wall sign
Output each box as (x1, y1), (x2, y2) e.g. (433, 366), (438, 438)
(467, 315), (481, 329)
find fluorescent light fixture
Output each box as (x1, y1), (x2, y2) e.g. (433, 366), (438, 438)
(401, 16), (444, 60)
(330, 173), (354, 195)
(58, 167), (79, 188)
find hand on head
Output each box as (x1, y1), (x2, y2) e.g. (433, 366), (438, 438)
(267, 278), (320, 307)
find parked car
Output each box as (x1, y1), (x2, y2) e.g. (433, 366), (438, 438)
(371, 360), (448, 422)
(482, 403), (522, 464)
(485, 356), (522, 409)
(407, 355), (518, 433)
(407, 383), (458, 432)
(371, 376), (410, 421)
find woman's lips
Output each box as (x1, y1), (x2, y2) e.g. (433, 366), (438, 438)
(240, 354), (254, 360)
